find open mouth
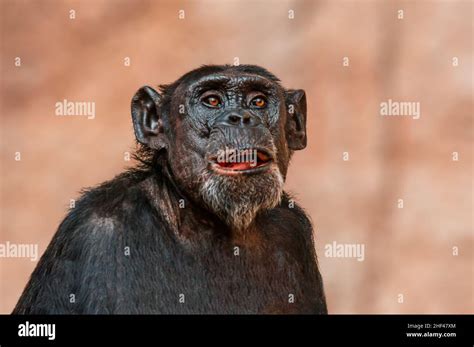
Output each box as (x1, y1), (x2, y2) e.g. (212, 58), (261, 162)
(209, 148), (273, 174)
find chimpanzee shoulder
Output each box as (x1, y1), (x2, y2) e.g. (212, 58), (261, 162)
(255, 192), (318, 257)
(12, 168), (172, 314)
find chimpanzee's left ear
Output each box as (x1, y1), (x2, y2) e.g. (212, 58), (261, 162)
(285, 89), (307, 150)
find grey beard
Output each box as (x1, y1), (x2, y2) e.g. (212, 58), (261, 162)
(200, 165), (284, 231)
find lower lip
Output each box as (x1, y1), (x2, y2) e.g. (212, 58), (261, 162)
(209, 161), (273, 175)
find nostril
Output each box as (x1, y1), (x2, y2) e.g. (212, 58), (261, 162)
(228, 115), (240, 124)
(216, 113), (260, 127)
(242, 114), (251, 124)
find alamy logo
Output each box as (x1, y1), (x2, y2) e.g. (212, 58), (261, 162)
(0, 242), (38, 261)
(55, 99), (96, 119)
(216, 148), (257, 167)
(380, 99), (420, 119)
(324, 241), (365, 262)
(18, 321), (55, 341)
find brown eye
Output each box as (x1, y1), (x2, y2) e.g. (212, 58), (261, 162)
(202, 95), (222, 108)
(251, 97), (267, 108)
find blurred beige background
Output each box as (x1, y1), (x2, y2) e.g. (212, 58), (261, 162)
(0, 0), (472, 313)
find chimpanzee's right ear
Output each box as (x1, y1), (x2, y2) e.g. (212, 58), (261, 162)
(131, 86), (165, 149)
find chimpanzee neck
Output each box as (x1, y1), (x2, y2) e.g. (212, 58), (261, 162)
(142, 164), (230, 241)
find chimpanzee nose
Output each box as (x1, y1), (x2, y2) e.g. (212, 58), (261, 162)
(215, 112), (262, 127)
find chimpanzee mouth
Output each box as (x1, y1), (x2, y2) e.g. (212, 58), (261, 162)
(209, 148), (273, 175)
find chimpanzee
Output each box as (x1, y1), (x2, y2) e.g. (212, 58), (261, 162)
(13, 65), (327, 314)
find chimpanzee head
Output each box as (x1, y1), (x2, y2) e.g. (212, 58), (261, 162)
(131, 65), (307, 231)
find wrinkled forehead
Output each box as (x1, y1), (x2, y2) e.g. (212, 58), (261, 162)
(187, 73), (281, 95)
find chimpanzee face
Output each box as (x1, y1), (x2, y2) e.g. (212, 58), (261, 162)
(131, 65), (307, 231)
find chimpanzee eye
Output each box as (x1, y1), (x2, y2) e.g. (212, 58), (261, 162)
(202, 95), (222, 108)
(250, 96), (267, 108)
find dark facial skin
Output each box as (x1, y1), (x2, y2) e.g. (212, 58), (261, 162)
(13, 65), (327, 314)
(132, 66), (307, 231)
